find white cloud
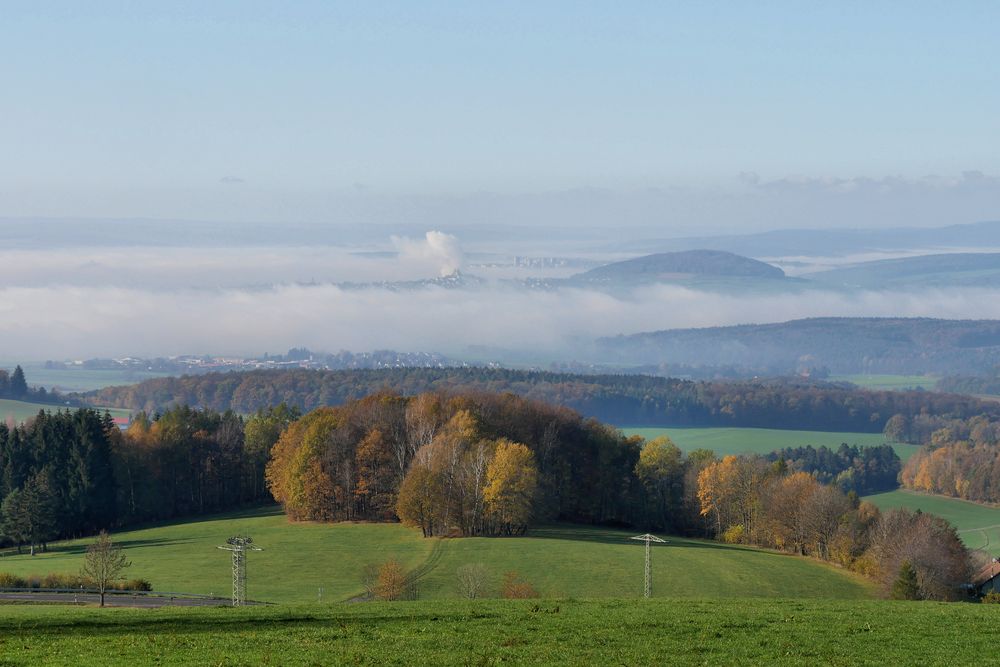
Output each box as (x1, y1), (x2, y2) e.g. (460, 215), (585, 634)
(3, 280), (1000, 360)
(391, 231), (464, 277)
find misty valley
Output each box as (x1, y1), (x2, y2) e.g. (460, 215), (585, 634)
(4, 5), (1000, 664)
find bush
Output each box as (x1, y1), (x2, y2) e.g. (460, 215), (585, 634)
(0, 572), (26, 588)
(456, 563), (490, 599)
(375, 559), (410, 601)
(361, 563), (380, 600)
(982, 591), (1000, 604)
(118, 579), (153, 592)
(41, 573), (87, 589)
(0, 571), (149, 591)
(722, 525), (745, 544)
(502, 571), (539, 599)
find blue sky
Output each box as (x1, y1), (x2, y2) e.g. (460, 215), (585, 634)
(2, 2), (998, 229)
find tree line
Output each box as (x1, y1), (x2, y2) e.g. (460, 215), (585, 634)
(0, 405), (298, 553)
(84, 367), (1000, 434)
(898, 414), (1000, 503)
(885, 411), (1000, 503)
(764, 443), (900, 495)
(689, 450), (968, 600)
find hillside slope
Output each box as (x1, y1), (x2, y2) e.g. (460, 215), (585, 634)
(0, 506), (873, 603)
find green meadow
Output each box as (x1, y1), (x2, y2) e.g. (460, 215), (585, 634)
(0, 362), (174, 394)
(0, 598), (994, 666)
(620, 426), (920, 461)
(0, 398), (131, 425)
(0, 506), (872, 604)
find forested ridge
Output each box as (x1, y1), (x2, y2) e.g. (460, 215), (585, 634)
(598, 317), (1000, 376)
(83, 367), (1000, 434)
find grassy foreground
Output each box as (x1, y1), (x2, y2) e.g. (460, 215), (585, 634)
(620, 426), (919, 461)
(865, 489), (1000, 556)
(0, 598), (992, 666)
(0, 507), (873, 603)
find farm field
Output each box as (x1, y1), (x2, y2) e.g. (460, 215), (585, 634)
(865, 489), (1000, 557)
(0, 398), (131, 425)
(0, 363), (175, 394)
(0, 506), (873, 604)
(0, 598), (995, 665)
(829, 374), (938, 391)
(620, 426), (920, 461)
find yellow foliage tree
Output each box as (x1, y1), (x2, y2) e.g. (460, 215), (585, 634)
(635, 436), (684, 528)
(483, 440), (538, 536)
(265, 408), (340, 520)
(396, 463), (445, 537)
(374, 559), (409, 601)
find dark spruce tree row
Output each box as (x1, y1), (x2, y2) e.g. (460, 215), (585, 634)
(0, 410), (116, 553)
(0, 405), (296, 554)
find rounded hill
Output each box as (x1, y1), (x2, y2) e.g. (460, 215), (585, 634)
(575, 250), (786, 282)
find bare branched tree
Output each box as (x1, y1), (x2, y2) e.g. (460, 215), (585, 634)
(80, 530), (131, 607)
(456, 563), (490, 599)
(361, 562), (380, 600)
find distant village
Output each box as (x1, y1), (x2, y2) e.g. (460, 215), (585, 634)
(44, 349), (479, 375)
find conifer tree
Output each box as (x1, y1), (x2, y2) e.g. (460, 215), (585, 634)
(9, 365), (28, 399)
(891, 559), (921, 600)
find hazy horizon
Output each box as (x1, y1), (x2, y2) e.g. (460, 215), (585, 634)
(2, 4), (999, 361)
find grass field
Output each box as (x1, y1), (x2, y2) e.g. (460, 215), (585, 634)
(0, 506), (873, 604)
(0, 398), (131, 425)
(0, 598), (994, 665)
(865, 489), (1000, 557)
(620, 426), (920, 461)
(829, 374), (939, 391)
(0, 362), (174, 394)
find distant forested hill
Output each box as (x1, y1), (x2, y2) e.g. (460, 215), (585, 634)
(597, 317), (1000, 376)
(571, 250), (786, 283)
(83, 368), (1000, 433)
(806, 253), (1000, 289)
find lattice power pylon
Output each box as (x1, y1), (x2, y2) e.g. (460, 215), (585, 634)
(630, 533), (667, 598)
(217, 536), (263, 606)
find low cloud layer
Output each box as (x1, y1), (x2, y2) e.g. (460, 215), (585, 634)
(4, 281), (1000, 360)
(4, 235), (1000, 362)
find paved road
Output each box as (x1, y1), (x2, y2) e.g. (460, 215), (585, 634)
(0, 591), (236, 607)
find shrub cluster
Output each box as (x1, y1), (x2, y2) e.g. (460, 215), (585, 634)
(0, 572), (151, 591)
